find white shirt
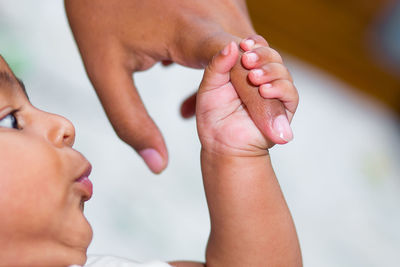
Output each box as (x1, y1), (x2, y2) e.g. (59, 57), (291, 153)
(69, 255), (172, 267)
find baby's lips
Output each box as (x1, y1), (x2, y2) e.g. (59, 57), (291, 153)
(75, 163), (93, 200)
(75, 177), (93, 201)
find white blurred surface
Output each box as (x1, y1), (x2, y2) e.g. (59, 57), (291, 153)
(1, 1), (400, 266)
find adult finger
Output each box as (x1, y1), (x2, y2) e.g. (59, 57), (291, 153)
(89, 61), (168, 174)
(231, 54), (293, 144)
(161, 60), (174, 67)
(180, 92), (197, 119)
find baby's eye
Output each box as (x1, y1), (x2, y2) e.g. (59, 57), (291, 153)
(0, 112), (19, 129)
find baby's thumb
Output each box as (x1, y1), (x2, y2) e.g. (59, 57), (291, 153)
(200, 41), (239, 91)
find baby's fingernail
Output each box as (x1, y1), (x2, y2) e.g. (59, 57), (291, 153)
(245, 52), (259, 63)
(273, 114), (293, 142)
(221, 43), (231, 56)
(260, 83), (272, 95)
(261, 83), (272, 89)
(244, 38), (255, 49)
(139, 148), (164, 173)
(251, 69), (264, 77)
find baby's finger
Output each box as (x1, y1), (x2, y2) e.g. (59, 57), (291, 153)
(248, 63), (293, 86)
(259, 80), (299, 116)
(201, 41), (239, 90)
(240, 35), (269, 51)
(242, 46), (283, 69)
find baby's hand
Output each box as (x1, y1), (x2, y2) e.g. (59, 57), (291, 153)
(240, 36), (297, 126)
(196, 39), (298, 156)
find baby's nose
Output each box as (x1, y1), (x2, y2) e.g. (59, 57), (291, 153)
(44, 112), (76, 148)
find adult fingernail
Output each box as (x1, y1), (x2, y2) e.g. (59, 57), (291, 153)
(273, 114), (293, 142)
(139, 148), (164, 173)
(244, 38), (255, 49)
(245, 52), (259, 63)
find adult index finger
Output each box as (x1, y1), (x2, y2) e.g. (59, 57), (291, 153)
(89, 60), (169, 174)
(230, 52), (293, 145)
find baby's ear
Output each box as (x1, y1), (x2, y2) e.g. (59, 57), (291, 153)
(200, 41), (239, 91)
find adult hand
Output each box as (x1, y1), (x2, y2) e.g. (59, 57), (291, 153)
(65, 0), (290, 173)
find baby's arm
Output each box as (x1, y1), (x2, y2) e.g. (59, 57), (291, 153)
(171, 41), (301, 266)
(200, 150), (301, 266)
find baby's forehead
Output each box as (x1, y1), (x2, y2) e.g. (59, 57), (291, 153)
(0, 56), (28, 98)
(0, 56), (17, 84)
(0, 56), (11, 72)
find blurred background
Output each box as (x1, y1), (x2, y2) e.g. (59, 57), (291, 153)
(1, 0), (399, 266)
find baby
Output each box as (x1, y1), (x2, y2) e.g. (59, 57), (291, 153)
(0, 37), (301, 266)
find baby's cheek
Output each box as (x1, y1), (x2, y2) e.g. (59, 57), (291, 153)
(0, 134), (67, 231)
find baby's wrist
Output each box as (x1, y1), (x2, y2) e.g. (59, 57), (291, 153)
(198, 131), (270, 158)
(200, 147), (271, 179)
(200, 144), (269, 159)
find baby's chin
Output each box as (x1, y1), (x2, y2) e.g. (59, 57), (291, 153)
(65, 225), (93, 266)
(80, 216), (94, 249)
(75, 198), (93, 247)
(61, 212), (93, 257)
(66, 249), (89, 267)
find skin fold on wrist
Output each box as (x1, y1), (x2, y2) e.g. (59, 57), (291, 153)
(200, 146), (270, 161)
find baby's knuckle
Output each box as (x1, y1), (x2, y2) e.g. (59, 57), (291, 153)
(272, 63), (285, 75)
(273, 64), (293, 81)
(294, 85), (300, 98)
(265, 48), (281, 62)
(280, 79), (293, 91)
(252, 34), (269, 46)
(261, 63), (272, 73)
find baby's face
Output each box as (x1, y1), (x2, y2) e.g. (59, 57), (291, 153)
(0, 57), (92, 266)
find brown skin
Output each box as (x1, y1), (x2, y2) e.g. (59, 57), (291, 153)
(172, 42), (301, 266)
(64, 0), (290, 174)
(0, 57), (92, 266)
(0, 39), (300, 266)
